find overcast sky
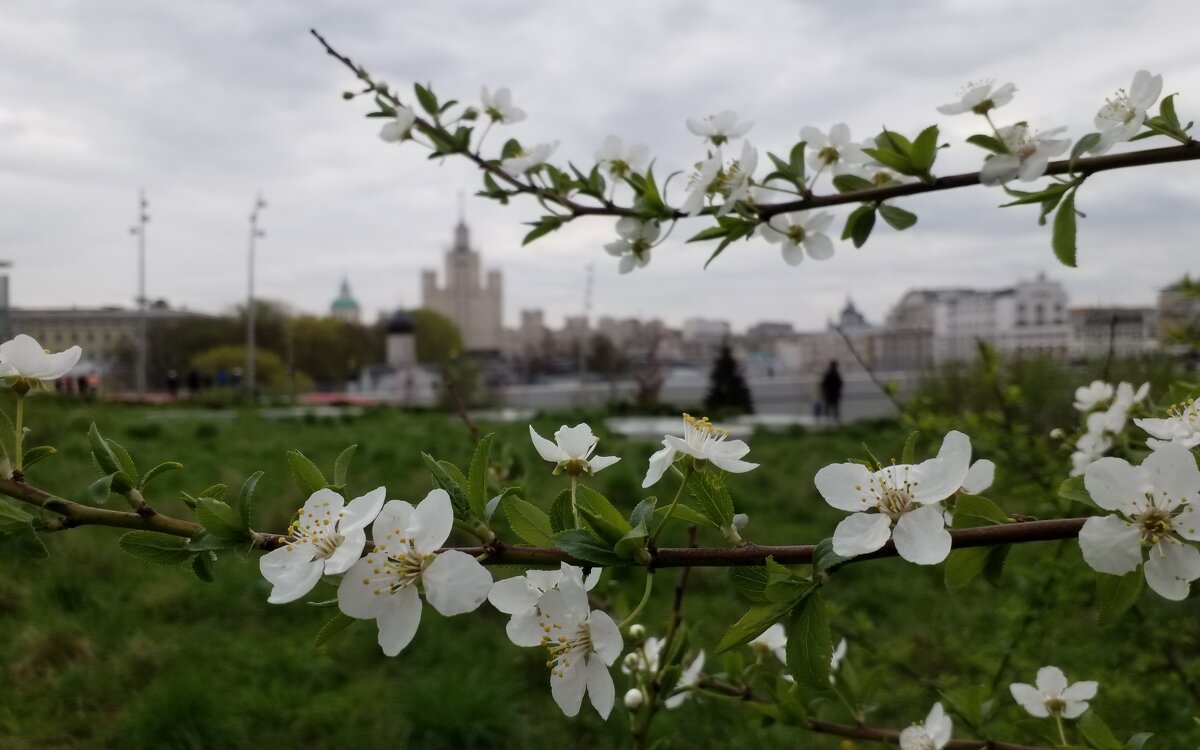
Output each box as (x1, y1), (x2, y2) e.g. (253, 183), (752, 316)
(1, 0), (1198, 332)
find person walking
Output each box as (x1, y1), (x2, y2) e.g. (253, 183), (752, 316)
(820, 360), (843, 424)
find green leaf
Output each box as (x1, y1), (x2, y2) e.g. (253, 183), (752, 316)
(287, 450), (328, 496)
(89, 473), (115, 504)
(879, 204), (917, 231)
(19, 445), (54, 471)
(238, 471), (264, 530)
(186, 530), (231, 553)
(88, 423), (121, 475)
(938, 685), (991, 735)
(105, 439), (139, 487)
(574, 485), (632, 544)
(191, 551), (215, 582)
(984, 544), (1011, 587)
(522, 216), (565, 246)
(467, 433), (496, 522)
(1124, 732), (1154, 750)
(716, 593), (806, 654)
(909, 125), (939, 172)
(1052, 190), (1078, 268)
(650, 503), (715, 529)
(786, 592), (832, 692)
(195, 497), (249, 543)
(1058, 475), (1092, 506)
(1097, 570), (1143, 627)
(901, 431), (920, 465)
(0, 500), (34, 532)
(140, 460), (183, 489)
(789, 141), (807, 181)
(1000, 183), (1069, 207)
(832, 174), (874, 193)
(413, 82), (438, 116)
(504, 496), (555, 546)
(421, 453), (471, 520)
(315, 612), (356, 648)
(861, 147), (912, 174)
(1079, 711), (1123, 750)
(629, 497), (657, 530)
(686, 470), (735, 530)
(333, 445), (357, 487)
(615, 499), (655, 561)
(1159, 94), (1181, 130)
(951, 494), (1010, 527)
(549, 488), (575, 532)
(552, 529), (624, 566)
(841, 204), (876, 248)
(1070, 133), (1102, 171)
(118, 531), (192, 566)
(945, 547), (990, 591)
(812, 538), (847, 575)
(199, 483), (228, 501)
(966, 133), (1007, 154)
(877, 128), (912, 156)
(730, 566), (769, 603)
(687, 225), (732, 243)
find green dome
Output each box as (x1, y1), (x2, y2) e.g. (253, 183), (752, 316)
(330, 278), (360, 313)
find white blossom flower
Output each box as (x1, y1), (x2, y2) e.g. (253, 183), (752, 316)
(800, 123), (866, 176)
(760, 210), (835, 266)
(1078, 445), (1200, 600)
(1136, 398), (1200, 450)
(0, 334), (82, 384)
(899, 702), (953, 750)
(259, 487), (386, 604)
(749, 623), (787, 665)
(937, 80), (1016, 115)
(1094, 70), (1163, 153)
(378, 105), (417, 143)
(717, 141), (758, 216)
(642, 413), (758, 488)
(1074, 380), (1115, 412)
(621, 636), (706, 709)
(337, 489), (493, 656)
(488, 563), (601, 646)
(1009, 666), (1098, 719)
(979, 124), (1070, 186)
(830, 638), (847, 672)
(529, 423), (620, 476)
(480, 86), (526, 124)
(680, 153), (723, 217)
(595, 135), (650, 178)
(604, 217), (661, 274)
(685, 110), (753, 146)
(1071, 430), (1112, 477)
(534, 566), (624, 718)
(815, 431), (974, 565)
(500, 141), (558, 177)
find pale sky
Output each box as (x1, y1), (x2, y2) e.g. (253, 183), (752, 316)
(1, 0), (1198, 332)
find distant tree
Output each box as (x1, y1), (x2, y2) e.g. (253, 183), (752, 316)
(191, 345), (288, 389)
(409, 308), (463, 364)
(704, 344), (754, 415)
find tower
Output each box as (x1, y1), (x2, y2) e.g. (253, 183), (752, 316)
(330, 277), (361, 323)
(420, 213), (504, 354)
(385, 309), (417, 369)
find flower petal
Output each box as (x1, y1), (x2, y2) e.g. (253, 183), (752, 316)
(1084, 458), (1150, 514)
(423, 549), (493, 616)
(488, 575), (541, 615)
(587, 609), (624, 665)
(551, 658), (588, 717)
(962, 459), (995, 494)
(892, 505), (952, 565)
(337, 553), (389, 619)
(322, 528), (367, 575)
(586, 656), (615, 719)
(1010, 682), (1050, 718)
(1143, 444), (1200, 509)
(260, 545), (323, 604)
(708, 454), (759, 474)
(588, 454), (621, 473)
(1144, 539), (1200, 601)
(376, 584), (422, 656)
(372, 500), (414, 553)
(1034, 665), (1068, 697)
(506, 610), (546, 647)
(340, 486), (386, 533)
(814, 462), (874, 512)
(410, 489), (454, 554)
(642, 441), (676, 488)
(832, 512), (892, 557)
(1078, 514), (1143, 575)
(1060, 679), (1098, 704)
(804, 233), (835, 261)
(529, 425), (569, 463)
(980, 154), (1020, 185)
(555, 424), (598, 459)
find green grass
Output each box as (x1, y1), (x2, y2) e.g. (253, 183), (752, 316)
(0, 397), (1197, 749)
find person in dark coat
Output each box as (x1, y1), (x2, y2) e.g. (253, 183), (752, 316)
(820, 360), (843, 424)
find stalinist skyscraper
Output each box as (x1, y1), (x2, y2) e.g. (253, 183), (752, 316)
(420, 215), (503, 355)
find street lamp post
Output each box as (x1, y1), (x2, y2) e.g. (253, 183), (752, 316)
(130, 191), (150, 397)
(246, 194), (267, 402)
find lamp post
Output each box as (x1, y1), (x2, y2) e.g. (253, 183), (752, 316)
(246, 194), (267, 402)
(129, 191), (150, 397)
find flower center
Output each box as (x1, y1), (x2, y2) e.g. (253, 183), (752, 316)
(879, 486), (914, 518)
(1044, 696), (1066, 715)
(786, 225), (807, 244)
(313, 533), (345, 559)
(1139, 507), (1175, 546)
(683, 413), (729, 451)
(542, 621), (593, 677)
(818, 146), (840, 164)
(383, 546), (435, 591)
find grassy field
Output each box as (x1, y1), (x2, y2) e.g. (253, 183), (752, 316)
(1, 396), (1197, 749)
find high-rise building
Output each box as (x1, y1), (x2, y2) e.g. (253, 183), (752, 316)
(421, 218), (503, 354)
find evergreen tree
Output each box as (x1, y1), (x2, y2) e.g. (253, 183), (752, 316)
(704, 344), (754, 414)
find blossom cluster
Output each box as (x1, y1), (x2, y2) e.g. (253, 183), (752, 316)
(1068, 380), (1149, 475)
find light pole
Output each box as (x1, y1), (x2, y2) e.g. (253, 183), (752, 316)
(246, 194), (267, 402)
(129, 191), (150, 397)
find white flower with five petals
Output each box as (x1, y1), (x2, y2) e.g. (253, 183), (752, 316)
(1094, 70), (1163, 154)
(604, 217), (661, 274)
(899, 702), (953, 750)
(1071, 430), (1112, 477)
(501, 142), (558, 177)
(685, 110), (753, 146)
(815, 431), (974, 564)
(760, 210), (836, 266)
(717, 141), (758, 216)
(800, 123), (866, 175)
(642, 413), (758, 488)
(1074, 380), (1115, 412)
(530, 423), (620, 476)
(488, 563), (600, 646)
(1009, 666), (1097, 719)
(680, 153), (724, 217)
(595, 135), (650, 178)
(379, 105), (417, 143)
(534, 565), (624, 718)
(1136, 398), (1200, 451)
(1079, 445), (1200, 600)
(480, 86), (526, 124)
(259, 487), (386, 604)
(337, 490), (493, 655)
(937, 81), (1015, 116)
(979, 124), (1070, 186)
(0, 334), (82, 384)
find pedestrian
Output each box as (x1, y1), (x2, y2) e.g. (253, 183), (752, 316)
(820, 360), (843, 424)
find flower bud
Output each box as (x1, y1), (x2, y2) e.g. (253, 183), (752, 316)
(624, 688), (645, 710)
(1049, 428), (1065, 440)
(626, 623), (646, 642)
(622, 652), (643, 671)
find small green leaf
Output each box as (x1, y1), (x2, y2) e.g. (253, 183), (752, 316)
(841, 204), (876, 248)
(574, 485), (632, 544)
(315, 612), (356, 648)
(196, 497), (249, 543)
(238, 471), (264, 530)
(88, 423), (120, 475)
(199, 484), (228, 501)
(1097, 570), (1143, 627)
(119, 531), (192, 566)
(812, 538), (847, 575)
(832, 174), (874, 193)
(901, 431), (920, 465)
(686, 470), (735, 530)
(909, 125), (939, 172)
(879, 204), (917, 231)
(333, 444), (357, 487)
(141, 461), (183, 489)
(287, 450), (328, 496)
(945, 547), (991, 591)
(22, 445), (56, 470)
(984, 544), (1011, 587)
(687, 225), (732, 243)
(413, 82), (438, 116)
(186, 530), (231, 553)
(730, 566), (769, 603)
(951, 494), (1010, 527)
(549, 488), (575, 532)
(504, 496), (555, 546)
(861, 147), (912, 174)
(1070, 133), (1102, 171)
(552, 529), (624, 566)
(1058, 475), (1092, 506)
(1078, 711), (1123, 750)
(467, 433), (496, 522)
(966, 133), (1007, 154)
(421, 453), (471, 521)
(105, 439), (139, 487)
(789, 141), (807, 181)
(1124, 732), (1154, 750)
(716, 593), (806, 654)
(191, 551), (216, 582)
(786, 592), (832, 692)
(89, 473), (115, 504)
(522, 216), (565, 246)
(1052, 190), (1078, 268)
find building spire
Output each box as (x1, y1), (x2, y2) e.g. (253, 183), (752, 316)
(453, 192), (470, 252)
